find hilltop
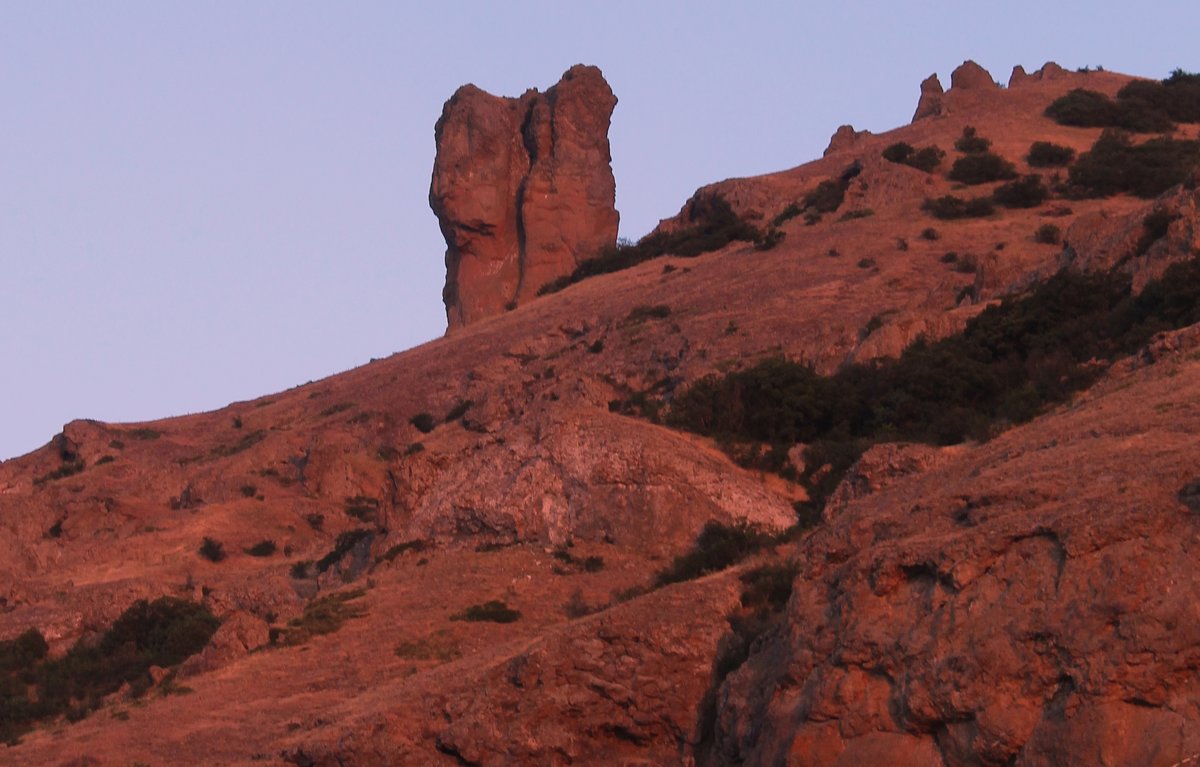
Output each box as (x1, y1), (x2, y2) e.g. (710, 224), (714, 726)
(3, 60), (1200, 765)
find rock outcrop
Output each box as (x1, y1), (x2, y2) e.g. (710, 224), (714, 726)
(913, 73), (945, 121)
(430, 65), (619, 331)
(950, 59), (998, 90)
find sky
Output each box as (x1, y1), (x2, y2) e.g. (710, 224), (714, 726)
(2, 1), (1197, 460)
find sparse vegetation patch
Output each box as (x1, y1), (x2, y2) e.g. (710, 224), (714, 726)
(0, 598), (218, 743)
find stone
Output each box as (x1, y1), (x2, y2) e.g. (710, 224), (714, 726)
(912, 73), (945, 121)
(1009, 65), (1031, 87)
(951, 60), (998, 90)
(824, 124), (871, 156)
(430, 65), (619, 330)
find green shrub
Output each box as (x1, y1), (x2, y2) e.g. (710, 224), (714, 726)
(882, 142), (914, 163)
(537, 195), (760, 295)
(920, 227), (940, 241)
(1117, 69), (1200, 123)
(33, 459), (85, 486)
(0, 598), (217, 742)
(948, 152), (1018, 184)
(883, 142), (944, 172)
(771, 202), (803, 227)
(1035, 224), (1062, 244)
(1068, 130), (1200, 198)
(0, 629), (49, 673)
(1135, 208), (1179, 255)
(273, 590), (367, 646)
(654, 521), (777, 587)
(993, 175), (1049, 208)
(379, 539), (427, 562)
(319, 402), (354, 417)
(409, 413), (436, 433)
(1045, 88), (1174, 132)
(444, 400), (473, 422)
(244, 540), (276, 557)
(450, 600), (521, 623)
(198, 537), (225, 563)
(954, 126), (991, 153)
(922, 195), (995, 219)
(664, 256), (1200, 516)
(625, 304), (672, 323)
(1027, 141), (1076, 167)
(803, 180), (846, 213)
(315, 530), (372, 574)
(755, 228), (786, 250)
(838, 209), (874, 222)
(239, 484), (257, 498)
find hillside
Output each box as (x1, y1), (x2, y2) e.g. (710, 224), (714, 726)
(3, 60), (1200, 766)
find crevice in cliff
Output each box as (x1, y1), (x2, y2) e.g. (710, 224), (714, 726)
(512, 99), (541, 306)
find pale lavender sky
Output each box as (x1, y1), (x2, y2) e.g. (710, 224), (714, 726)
(2, 1), (1196, 460)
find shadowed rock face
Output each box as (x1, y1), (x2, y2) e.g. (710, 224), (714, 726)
(430, 65), (619, 331)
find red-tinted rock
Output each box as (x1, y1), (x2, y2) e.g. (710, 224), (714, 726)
(951, 60), (998, 90)
(913, 73), (945, 121)
(430, 65), (619, 330)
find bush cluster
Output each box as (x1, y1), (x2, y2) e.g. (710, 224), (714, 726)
(948, 152), (1019, 185)
(922, 195), (995, 220)
(654, 521), (779, 587)
(1046, 72), (1200, 132)
(993, 175), (1049, 208)
(954, 126), (991, 154)
(882, 142), (945, 172)
(1068, 130), (1200, 198)
(1, 598), (218, 743)
(667, 257), (1200, 513)
(538, 195), (760, 295)
(450, 600), (521, 623)
(1027, 141), (1076, 167)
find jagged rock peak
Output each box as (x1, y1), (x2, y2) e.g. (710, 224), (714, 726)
(1010, 61), (1069, 87)
(824, 124), (872, 156)
(950, 59), (998, 89)
(912, 73), (945, 122)
(430, 64), (619, 331)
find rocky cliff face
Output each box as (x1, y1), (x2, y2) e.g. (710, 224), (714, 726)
(430, 65), (619, 331)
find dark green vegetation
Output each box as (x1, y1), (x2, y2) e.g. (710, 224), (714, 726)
(1035, 224), (1062, 245)
(33, 459), (85, 486)
(1027, 141), (1076, 167)
(271, 590), (367, 646)
(992, 175), (1050, 208)
(314, 530), (372, 574)
(538, 195), (760, 295)
(954, 126), (991, 154)
(922, 195), (995, 220)
(654, 521), (779, 587)
(0, 598), (218, 743)
(410, 412), (436, 433)
(1068, 130), (1200, 198)
(444, 399), (473, 423)
(450, 600), (521, 623)
(1046, 71), (1200, 132)
(948, 152), (1018, 185)
(667, 257), (1200, 514)
(244, 540), (277, 557)
(1135, 208), (1180, 256)
(882, 142), (945, 172)
(198, 537), (226, 563)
